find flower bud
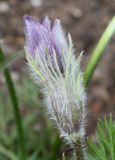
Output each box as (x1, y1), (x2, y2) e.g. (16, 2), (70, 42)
(24, 16), (86, 146)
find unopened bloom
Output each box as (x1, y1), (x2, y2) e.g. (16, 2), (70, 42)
(24, 16), (68, 78)
(24, 16), (87, 159)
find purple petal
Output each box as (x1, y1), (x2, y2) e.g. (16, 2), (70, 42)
(24, 16), (54, 58)
(24, 15), (68, 72)
(42, 16), (51, 31)
(52, 19), (68, 55)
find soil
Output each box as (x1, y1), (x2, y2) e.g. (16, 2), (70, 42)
(0, 0), (115, 137)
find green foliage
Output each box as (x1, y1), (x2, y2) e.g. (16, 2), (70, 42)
(0, 49), (24, 72)
(0, 49), (27, 160)
(88, 116), (115, 160)
(0, 72), (62, 160)
(84, 16), (115, 87)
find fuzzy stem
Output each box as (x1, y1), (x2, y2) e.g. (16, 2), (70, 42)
(74, 138), (85, 160)
(0, 48), (27, 160)
(84, 16), (115, 87)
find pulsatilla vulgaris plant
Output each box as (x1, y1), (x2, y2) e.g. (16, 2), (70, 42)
(24, 16), (87, 160)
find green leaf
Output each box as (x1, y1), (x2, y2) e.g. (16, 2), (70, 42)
(88, 115), (115, 160)
(84, 16), (115, 87)
(0, 144), (17, 160)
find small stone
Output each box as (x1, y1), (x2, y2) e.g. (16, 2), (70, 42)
(30, 0), (42, 7)
(68, 6), (83, 19)
(0, 2), (10, 13)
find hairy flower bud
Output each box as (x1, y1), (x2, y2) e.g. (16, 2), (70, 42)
(24, 16), (86, 151)
(24, 16), (68, 76)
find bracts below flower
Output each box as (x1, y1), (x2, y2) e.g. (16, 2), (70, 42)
(24, 15), (87, 160)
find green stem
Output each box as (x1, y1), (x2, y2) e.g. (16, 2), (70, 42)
(0, 49), (24, 72)
(74, 139), (85, 160)
(0, 48), (27, 160)
(84, 16), (115, 87)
